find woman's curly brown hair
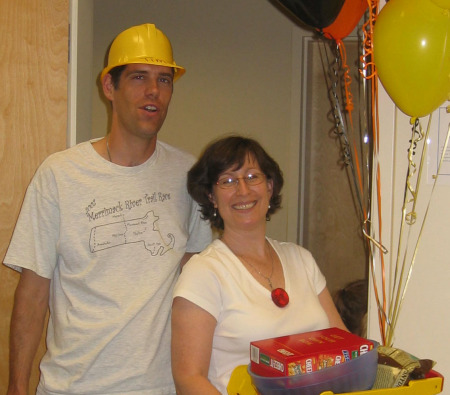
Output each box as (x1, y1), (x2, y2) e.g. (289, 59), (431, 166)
(187, 135), (284, 230)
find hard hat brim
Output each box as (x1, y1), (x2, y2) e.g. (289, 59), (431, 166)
(100, 60), (185, 83)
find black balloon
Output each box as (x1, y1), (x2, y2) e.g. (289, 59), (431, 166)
(274, 0), (345, 29)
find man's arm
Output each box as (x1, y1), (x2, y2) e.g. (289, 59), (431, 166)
(8, 268), (50, 395)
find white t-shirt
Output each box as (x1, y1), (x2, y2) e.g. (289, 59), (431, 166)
(4, 140), (212, 395)
(173, 238), (330, 394)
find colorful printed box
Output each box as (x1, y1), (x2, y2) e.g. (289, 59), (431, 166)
(250, 327), (374, 377)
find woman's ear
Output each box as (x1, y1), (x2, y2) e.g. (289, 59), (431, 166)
(267, 179), (274, 199)
(208, 193), (217, 207)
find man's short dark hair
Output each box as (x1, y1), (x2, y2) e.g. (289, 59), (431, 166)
(108, 65), (127, 89)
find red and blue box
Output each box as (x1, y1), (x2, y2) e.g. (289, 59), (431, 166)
(250, 327), (374, 377)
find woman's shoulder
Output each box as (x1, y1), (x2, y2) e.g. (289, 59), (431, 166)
(184, 239), (229, 268)
(177, 239), (234, 291)
(268, 238), (311, 254)
(268, 238), (317, 268)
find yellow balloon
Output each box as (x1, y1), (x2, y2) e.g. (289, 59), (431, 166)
(430, 0), (450, 9)
(227, 365), (259, 395)
(373, 0), (450, 117)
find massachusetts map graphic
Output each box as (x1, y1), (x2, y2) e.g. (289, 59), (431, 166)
(89, 210), (175, 255)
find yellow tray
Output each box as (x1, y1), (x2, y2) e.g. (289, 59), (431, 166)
(319, 371), (444, 395)
(227, 367), (443, 395)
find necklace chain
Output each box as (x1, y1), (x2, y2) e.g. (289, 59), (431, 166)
(238, 241), (274, 290)
(106, 135), (112, 162)
(223, 238), (290, 307)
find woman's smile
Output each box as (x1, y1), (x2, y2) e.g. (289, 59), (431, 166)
(232, 201), (257, 210)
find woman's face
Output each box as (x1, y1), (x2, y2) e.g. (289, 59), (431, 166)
(210, 155), (273, 233)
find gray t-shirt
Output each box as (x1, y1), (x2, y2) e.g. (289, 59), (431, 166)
(4, 140), (212, 395)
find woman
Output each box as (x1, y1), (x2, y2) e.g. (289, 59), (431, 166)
(171, 136), (347, 394)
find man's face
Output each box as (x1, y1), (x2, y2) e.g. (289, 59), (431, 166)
(103, 63), (174, 140)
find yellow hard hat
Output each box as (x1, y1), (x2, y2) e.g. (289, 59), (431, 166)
(100, 23), (185, 82)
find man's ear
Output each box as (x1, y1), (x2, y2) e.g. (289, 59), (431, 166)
(102, 74), (115, 101)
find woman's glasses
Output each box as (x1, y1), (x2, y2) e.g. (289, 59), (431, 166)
(216, 173), (266, 189)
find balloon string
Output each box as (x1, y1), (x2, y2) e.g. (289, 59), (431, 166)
(360, 0), (379, 81)
(359, 0), (387, 345)
(322, 36), (383, 265)
(336, 39), (368, 223)
(394, 120), (450, 338)
(385, 115), (448, 346)
(353, 144), (365, 216)
(393, 118), (425, 283)
(370, 0), (387, 346)
(386, 117), (426, 345)
(337, 41), (355, 118)
(372, 58), (387, 345)
(331, 1), (388, 344)
(330, 45), (366, 222)
(337, 41), (367, 222)
(339, 23), (389, 345)
(406, 118), (425, 224)
(317, 38), (369, 235)
(324, 8), (390, 345)
(375, 161), (387, 344)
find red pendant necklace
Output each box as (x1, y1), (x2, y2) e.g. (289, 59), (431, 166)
(236, 240), (289, 308)
(266, 243), (289, 308)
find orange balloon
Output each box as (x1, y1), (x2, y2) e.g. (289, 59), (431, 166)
(373, 0), (450, 117)
(321, 0), (368, 40)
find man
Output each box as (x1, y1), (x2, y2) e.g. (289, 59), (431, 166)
(5, 24), (212, 395)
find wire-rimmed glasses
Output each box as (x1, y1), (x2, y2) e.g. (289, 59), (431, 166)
(216, 172), (266, 189)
